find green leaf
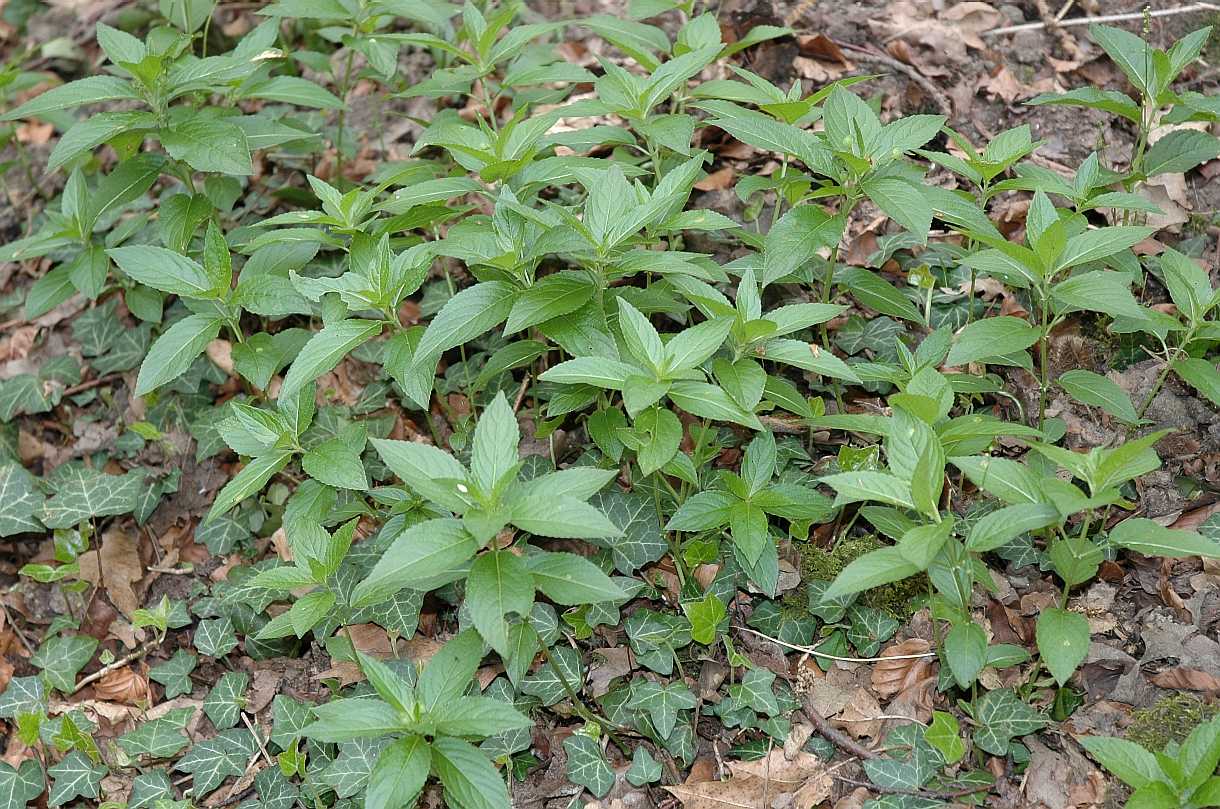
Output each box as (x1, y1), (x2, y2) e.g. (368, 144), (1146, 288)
(510, 493), (623, 539)
(945, 622), (987, 689)
(128, 770), (173, 809)
(966, 503), (1060, 552)
(525, 551), (626, 604)
(946, 316), (1039, 366)
(107, 245), (219, 298)
(1078, 735), (1161, 790)
(117, 710), (192, 758)
(174, 730), (252, 795)
(279, 319), (383, 403)
(0, 760), (45, 809)
(150, 650), (197, 699)
(246, 76), (344, 109)
(2, 76), (138, 121)
(370, 438), (472, 513)
(161, 115), (253, 175)
(626, 746), (662, 786)
(47, 751), (105, 807)
(203, 671), (249, 729)
(629, 679), (697, 738)
(861, 177), (932, 243)
(1142, 129), (1220, 176)
(504, 271), (595, 335)
(470, 392), (519, 497)
(194, 616), (238, 657)
(587, 489), (667, 574)
(972, 688), (1047, 755)
(302, 433), (369, 491)
(413, 281), (516, 372)
(366, 735), (430, 809)
(1035, 607), (1089, 687)
(819, 471), (914, 510)
(0, 464), (44, 536)
(731, 667), (780, 716)
(668, 381), (763, 429)
(353, 519), (477, 608)
(563, 734), (615, 798)
(823, 546), (921, 600)
(430, 735), (511, 809)
(1176, 357), (1220, 408)
(925, 712), (964, 765)
(682, 592), (726, 645)
(1059, 369), (1141, 424)
(1056, 228), (1155, 272)
(31, 634), (97, 692)
(302, 698), (405, 743)
(763, 206), (845, 286)
(1108, 517), (1220, 558)
(205, 449), (293, 523)
(466, 550), (535, 655)
(137, 314), (224, 396)
(41, 466), (144, 529)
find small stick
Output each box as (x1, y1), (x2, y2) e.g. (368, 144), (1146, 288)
(802, 704), (879, 760)
(836, 42), (953, 117)
(984, 2), (1220, 36)
(0, 602), (35, 656)
(71, 642), (156, 694)
(834, 775), (992, 800)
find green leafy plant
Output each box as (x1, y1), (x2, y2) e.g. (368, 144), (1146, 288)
(1081, 716), (1220, 808)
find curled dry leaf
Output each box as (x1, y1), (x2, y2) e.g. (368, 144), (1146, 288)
(726, 748), (834, 809)
(94, 666), (150, 704)
(1149, 666), (1220, 692)
(870, 638), (932, 698)
(78, 528), (145, 618)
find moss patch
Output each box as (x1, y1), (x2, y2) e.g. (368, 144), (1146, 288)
(1127, 693), (1219, 751)
(797, 535), (926, 618)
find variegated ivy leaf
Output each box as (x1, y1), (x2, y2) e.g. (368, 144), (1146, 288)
(0, 375), (51, 421)
(174, 729), (258, 796)
(626, 747), (661, 786)
(0, 676), (45, 718)
(31, 633), (98, 692)
(117, 708), (194, 758)
(194, 617), (238, 658)
(47, 751), (105, 807)
(270, 695), (312, 750)
(971, 689), (1048, 756)
(563, 734), (614, 799)
(586, 489), (667, 574)
(627, 679), (697, 739)
(862, 724), (942, 791)
(0, 759), (43, 809)
(253, 767), (298, 809)
(204, 671), (249, 729)
(0, 464), (44, 536)
(91, 323), (152, 375)
(39, 465), (145, 529)
(150, 650), (198, 699)
(520, 644), (584, 706)
(127, 769), (173, 809)
(845, 604), (899, 657)
(318, 738), (387, 798)
(72, 297), (125, 357)
(729, 668), (780, 717)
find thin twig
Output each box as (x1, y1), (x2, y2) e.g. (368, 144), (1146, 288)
(512, 373), (531, 413)
(984, 2), (1220, 36)
(734, 626), (938, 662)
(0, 601), (35, 656)
(241, 713), (276, 767)
(71, 642), (156, 694)
(802, 704), (879, 760)
(834, 775), (993, 800)
(64, 373), (123, 396)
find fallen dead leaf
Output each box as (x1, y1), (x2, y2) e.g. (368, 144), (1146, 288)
(871, 638), (932, 698)
(78, 528), (144, 618)
(94, 666), (150, 704)
(1150, 666), (1220, 692)
(727, 747), (834, 808)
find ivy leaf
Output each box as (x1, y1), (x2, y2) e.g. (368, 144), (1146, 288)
(0, 676), (46, 718)
(117, 709), (194, 758)
(195, 617), (239, 658)
(40, 466), (144, 529)
(31, 634), (98, 692)
(150, 650), (198, 699)
(626, 746), (662, 786)
(0, 760), (44, 809)
(270, 695), (312, 750)
(0, 464), (44, 536)
(319, 738), (386, 797)
(174, 729), (253, 796)
(730, 668), (780, 716)
(972, 689), (1047, 756)
(628, 679), (697, 739)
(563, 734), (615, 798)
(47, 751), (105, 807)
(128, 770), (173, 809)
(521, 645), (585, 706)
(204, 671), (249, 729)
(587, 489), (666, 574)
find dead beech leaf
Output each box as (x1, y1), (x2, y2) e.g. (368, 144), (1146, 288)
(727, 748), (834, 808)
(871, 638), (932, 697)
(1150, 667), (1220, 692)
(205, 339), (234, 375)
(78, 529), (144, 618)
(94, 666), (150, 704)
(694, 166), (734, 191)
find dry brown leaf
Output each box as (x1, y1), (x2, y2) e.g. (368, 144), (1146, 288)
(206, 339), (234, 375)
(94, 666), (150, 704)
(78, 528), (144, 618)
(1150, 666), (1220, 692)
(694, 166), (734, 191)
(870, 638), (932, 698)
(588, 647), (631, 697)
(727, 747), (834, 808)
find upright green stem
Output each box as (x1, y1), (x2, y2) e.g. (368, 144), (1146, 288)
(333, 23), (360, 183)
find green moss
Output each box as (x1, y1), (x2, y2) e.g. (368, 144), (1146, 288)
(797, 535), (925, 618)
(1127, 693), (1219, 751)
